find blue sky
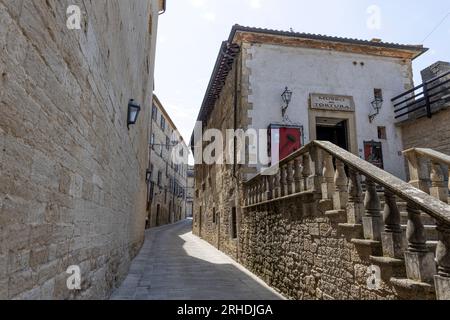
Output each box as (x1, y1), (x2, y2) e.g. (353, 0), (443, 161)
(154, 0), (450, 144)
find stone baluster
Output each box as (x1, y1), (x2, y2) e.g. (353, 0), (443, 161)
(280, 164), (287, 197)
(430, 162), (448, 203)
(404, 203), (436, 283)
(434, 222), (450, 300)
(254, 180), (259, 204)
(302, 153), (311, 191)
(261, 177), (268, 202)
(322, 153), (335, 200)
(404, 151), (430, 194)
(266, 175), (273, 201)
(274, 169), (281, 199)
(244, 186), (249, 206)
(252, 182), (256, 204)
(381, 191), (404, 258)
(333, 160), (348, 210)
(257, 179), (263, 204)
(363, 179), (382, 241)
(294, 157), (303, 193)
(346, 168), (364, 225)
(286, 161), (294, 195)
(310, 147), (324, 194)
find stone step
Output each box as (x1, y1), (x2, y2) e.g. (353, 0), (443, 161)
(390, 277), (436, 300)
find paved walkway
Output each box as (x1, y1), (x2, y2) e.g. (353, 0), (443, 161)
(110, 219), (284, 300)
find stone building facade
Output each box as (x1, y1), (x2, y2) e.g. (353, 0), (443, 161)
(192, 25), (427, 291)
(0, 0), (165, 299)
(146, 95), (189, 228)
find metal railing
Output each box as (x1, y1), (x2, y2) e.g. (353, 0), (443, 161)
(392, 70), (450, 120)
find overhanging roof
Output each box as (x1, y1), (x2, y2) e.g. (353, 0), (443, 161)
(228, 25), (428, 57)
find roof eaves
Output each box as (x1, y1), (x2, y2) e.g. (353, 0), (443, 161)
(228, 24), (428, 59)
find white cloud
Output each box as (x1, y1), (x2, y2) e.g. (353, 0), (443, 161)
(202, 12), (216, 22)
(190, 0), (207, 7)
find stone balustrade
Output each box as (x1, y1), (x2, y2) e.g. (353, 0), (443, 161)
(243, 141), (450, 300)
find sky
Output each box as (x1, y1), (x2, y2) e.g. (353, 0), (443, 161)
(154, 0), (450, 145)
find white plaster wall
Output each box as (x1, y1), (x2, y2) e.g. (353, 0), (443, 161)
(247, 43), (413, 180)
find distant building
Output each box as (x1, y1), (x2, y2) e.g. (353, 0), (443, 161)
(186, 166), (195, 218)
(146, 95), (189, 228)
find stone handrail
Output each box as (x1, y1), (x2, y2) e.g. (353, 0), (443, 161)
(243, 140), (450, 299)
(403, 148), (450, 204)
(404, 148), (450, 167)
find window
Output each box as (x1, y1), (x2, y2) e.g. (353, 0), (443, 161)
(157, 171), (162, 187)
(160, 116), (166, 131)
(149, 164), (154, 181)
(150, 134), (155, 150)
(378, 126), (387, 140)
(212, 208), (216, 224)
(231, 207), (237, 239)
(374, 88), (383, 100)
(149, 182), (155, 200)
(166, 137), (170, 150)
(164, 189), (167, 204)
(152, 104), (157, 121)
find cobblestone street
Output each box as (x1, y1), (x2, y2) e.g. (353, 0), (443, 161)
(111, 219), (284, 300)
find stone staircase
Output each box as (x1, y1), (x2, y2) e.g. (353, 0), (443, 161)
(243, 141), (450, 300)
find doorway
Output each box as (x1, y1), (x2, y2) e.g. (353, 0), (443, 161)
(316, 118), (349, 151)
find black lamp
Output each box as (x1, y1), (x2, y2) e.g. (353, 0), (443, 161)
(369, 97), (383, 123)
(127, 99), (141, 129)
(281, 87), (293, 120)
(281, 87), (293, 106)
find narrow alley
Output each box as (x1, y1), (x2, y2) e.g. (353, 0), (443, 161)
(110, 220), (284, 300)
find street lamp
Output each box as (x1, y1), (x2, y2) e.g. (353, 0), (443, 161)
(369, 97), (383, 123)
(127, 99), (141, 129)
(281, 87), (293, 120)
(146, 169), (152, 183)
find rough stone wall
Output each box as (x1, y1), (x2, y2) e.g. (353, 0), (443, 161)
(193, 42), (259, 260)
(239, 198), (398, 300)
(193, 54), (242, 258)
(0, 0), (158, 299)
(401, 106), (450, 155)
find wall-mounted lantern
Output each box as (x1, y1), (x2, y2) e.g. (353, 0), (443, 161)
(281, 87), (293, 121)
(369, 97), (383, 123)
(127, 99), (141, 129)
(146, 168), (152, 183)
